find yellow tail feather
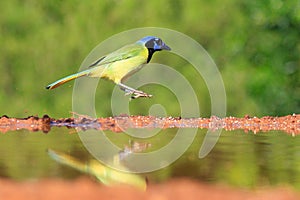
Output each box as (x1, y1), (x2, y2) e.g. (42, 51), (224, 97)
(46, 70), (90, 90)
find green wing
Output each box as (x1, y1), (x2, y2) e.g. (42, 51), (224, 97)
(88, 44), (145, 68)
(88, 56), (106, 68)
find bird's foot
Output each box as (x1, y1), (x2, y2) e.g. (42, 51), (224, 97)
(118, 83), (152, 99)
(124, 89), (152, 99)
(131, 92), (153, 99)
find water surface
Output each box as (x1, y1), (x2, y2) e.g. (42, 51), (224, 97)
(0, 128), (299, 189)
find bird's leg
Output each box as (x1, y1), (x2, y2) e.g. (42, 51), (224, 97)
(118, 83), (152, 99)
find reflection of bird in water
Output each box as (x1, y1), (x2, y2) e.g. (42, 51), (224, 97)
(47, 149), (147, 190)
(119, 140), (151, 161)
(46, 36), (171, 99)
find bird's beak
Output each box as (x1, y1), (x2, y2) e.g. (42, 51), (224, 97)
(162, 43), (171, 51)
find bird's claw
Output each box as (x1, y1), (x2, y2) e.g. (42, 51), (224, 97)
(131, 92), (152, 99)
(124, 89), (152, 99)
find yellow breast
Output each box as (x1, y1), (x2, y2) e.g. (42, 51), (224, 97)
(102, 48), (148, 83)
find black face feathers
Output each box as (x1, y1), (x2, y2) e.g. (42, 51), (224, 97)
(145, 38), (171, 50)
(140, 37), (171, 63)
(145, 38), (163, 50)
(146, 48), (155, 63)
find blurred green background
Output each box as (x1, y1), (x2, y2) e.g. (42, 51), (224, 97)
(0, 0), (299, 190)
(0, 0), (299, 117)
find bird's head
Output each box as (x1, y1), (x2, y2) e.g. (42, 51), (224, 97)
(137, 36), (171, 63)
(138, 36), (171, 51)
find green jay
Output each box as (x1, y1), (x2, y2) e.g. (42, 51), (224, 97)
(46, 36), (171, 99)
